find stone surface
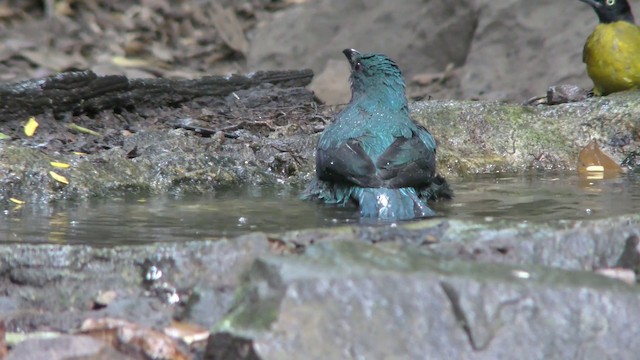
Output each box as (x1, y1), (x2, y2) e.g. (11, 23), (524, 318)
(308, 59), (351, 105)
(2, 214), (638, 335)
(248, 0), (477, 102)
(411, 91), (640, 175)
(215, 241), (640, 359)
(459, 0), (594, 101)
(248, 0), (597, 102)
(2, 90), (639, 202)
(1, 233), (271, 332)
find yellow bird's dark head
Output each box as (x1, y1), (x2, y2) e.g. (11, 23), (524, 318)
(579, 0), (635, 23)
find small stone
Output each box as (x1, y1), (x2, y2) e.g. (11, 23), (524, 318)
(546, 84), (588, 105)
(94, 290), (117, 308)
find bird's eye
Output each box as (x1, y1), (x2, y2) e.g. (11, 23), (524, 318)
(606, 0), (615, 6)
(354, 62), (362, 72)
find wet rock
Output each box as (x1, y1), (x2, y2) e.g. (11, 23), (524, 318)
(7, 335), (128, 360)
(1, 233), (271, 333)
(205, 332), (260, 360)
(216, 241), (640, 359)
(411, 91), (640, 175)
(616, 234), (640, 271)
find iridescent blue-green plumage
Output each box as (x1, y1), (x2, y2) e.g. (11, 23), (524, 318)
(303, 49), (450, 220)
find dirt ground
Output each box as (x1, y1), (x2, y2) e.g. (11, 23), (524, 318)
(0, 1), (323, 155)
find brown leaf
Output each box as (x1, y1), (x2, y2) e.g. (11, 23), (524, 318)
(577, 139), (622, 175)
(210, 3), (249, 55)
(164, 321), (210, 345)
(0, 320), (7, 360)
(80, 318), (190, 360)
(20, 49), (86, 72)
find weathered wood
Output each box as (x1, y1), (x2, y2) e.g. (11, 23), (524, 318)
(0, 69), (314, 121)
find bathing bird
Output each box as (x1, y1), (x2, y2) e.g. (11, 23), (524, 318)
(303, 49), (450, 220)
(580, 0), (640, 95)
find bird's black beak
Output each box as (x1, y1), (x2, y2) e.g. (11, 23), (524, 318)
(578, 0), (602, 8)
(343, 48), (360, 66)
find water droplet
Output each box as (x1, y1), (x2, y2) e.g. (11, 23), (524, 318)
(145, 266), (162, 281)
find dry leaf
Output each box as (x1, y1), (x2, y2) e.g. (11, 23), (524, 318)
(112, 56), (151, 68)
(24, 116), (38, 137)
(80, 318), (189, 360)
(50, 161), (71, 169)
(68, 123), (101, 136)
(164, 321), (210, 345)
(577, 139), (622, 175)
(9, 198), (25, 204)
(21, 49), (86, 71)
(210, 3), (249, 54)
(49, 171), (69, 185)
(0, 320), (7, 359)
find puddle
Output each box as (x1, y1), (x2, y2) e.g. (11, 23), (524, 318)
(1, 173), (638, 245)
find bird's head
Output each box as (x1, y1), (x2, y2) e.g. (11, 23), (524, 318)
(579, 0), (634, 24)
(342, 49), (407, 106)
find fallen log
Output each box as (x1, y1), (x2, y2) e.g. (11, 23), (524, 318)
(0, 69), (314, 121)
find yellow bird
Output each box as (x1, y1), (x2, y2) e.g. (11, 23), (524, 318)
(580, 0), (640, 95)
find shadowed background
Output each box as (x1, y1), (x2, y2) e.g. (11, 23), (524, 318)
(0, 0), (629, 103)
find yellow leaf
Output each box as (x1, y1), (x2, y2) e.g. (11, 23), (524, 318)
(73, 152), (87, 156)
(9, 198), (25, 204)
(112, 56), (150, 68)
(49, 171), (69, 185)
(585, 165), (605, 172)
(24, 117), (39, 137)
(578, 140), (622, 174)
(50, 161), (71, 169)
(67, 123), (101, 136)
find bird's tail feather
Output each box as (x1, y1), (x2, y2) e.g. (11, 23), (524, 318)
(353, 187), (435, 220)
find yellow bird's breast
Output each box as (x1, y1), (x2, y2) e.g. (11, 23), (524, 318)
(583, 21), (640, 95)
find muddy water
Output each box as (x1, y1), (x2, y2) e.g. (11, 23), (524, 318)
(1, 173), (638, 245)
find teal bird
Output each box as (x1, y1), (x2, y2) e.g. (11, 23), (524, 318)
(303, 49), (450, 220)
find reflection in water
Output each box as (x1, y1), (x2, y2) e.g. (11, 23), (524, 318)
(434, 173), (639, 221)
(0, 173), (638, 245)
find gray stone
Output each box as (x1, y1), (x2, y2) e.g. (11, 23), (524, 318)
(216, 241), (640, 359)
(460, 0), (594, 101)
(248, 0), (477, 97)
(410, 91), (640, 176)
(248, 0), (600, 102)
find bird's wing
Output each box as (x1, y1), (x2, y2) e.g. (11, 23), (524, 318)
(316, 137), (381, 188)
(375, 127), (436, 188)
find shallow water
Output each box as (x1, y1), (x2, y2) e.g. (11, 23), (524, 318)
(1, 173), (638, 245)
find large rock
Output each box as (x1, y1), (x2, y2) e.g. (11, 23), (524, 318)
(411, 91), (640, 175)
(212, 241), (640, 359)
(248, 0), (599, 102)
(249, 0), (477, 103)
(460, 0), (595, 101)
